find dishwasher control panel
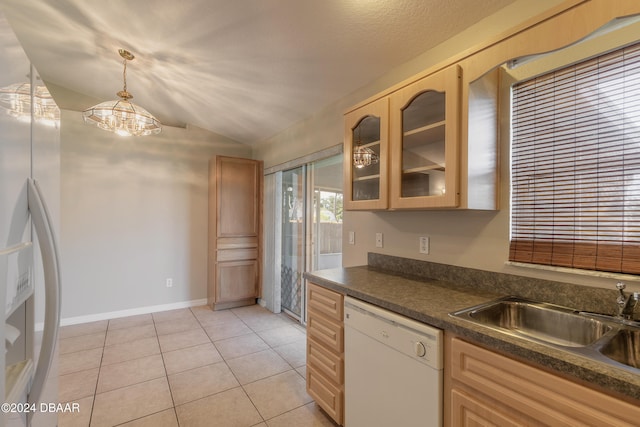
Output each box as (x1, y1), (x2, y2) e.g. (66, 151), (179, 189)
(344, 296), (443, 369)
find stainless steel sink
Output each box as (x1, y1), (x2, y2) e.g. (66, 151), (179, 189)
(452, 297), (612, 347)
(599, 329), (640, 369)
(450, 296), (640, 372)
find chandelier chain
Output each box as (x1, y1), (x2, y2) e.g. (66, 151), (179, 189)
(122, 57), (127, 93)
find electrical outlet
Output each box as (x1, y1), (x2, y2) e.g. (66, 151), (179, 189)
(166, 278), (173, 288)
(375, 232), (383, 248)
(419, 236), (429, 254)
(349, 231), (355, 245)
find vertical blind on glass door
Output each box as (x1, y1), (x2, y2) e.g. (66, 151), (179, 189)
(510, 42), (640, 274)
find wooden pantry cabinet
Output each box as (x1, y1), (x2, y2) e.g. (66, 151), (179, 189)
(207, 156), (263, 310)
(306, 283), (344, 425)
(445, 334), (640, 427)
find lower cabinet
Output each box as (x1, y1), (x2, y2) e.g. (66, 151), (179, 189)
(446, 334), (640, 427)
(215, 259), (258, 303)
(306, 283), (344, 425)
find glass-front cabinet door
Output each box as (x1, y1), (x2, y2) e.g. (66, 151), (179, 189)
(390, 65), (461, 208)
(344, 97), (388, 210)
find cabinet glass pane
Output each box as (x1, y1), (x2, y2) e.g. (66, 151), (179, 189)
(352, 115), (381, 201)
(401, 91), (446, 198)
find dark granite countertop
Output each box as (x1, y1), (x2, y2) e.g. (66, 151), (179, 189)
(304, 264), (640, 403)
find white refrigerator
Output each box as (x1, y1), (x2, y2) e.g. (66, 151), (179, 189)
(0, 10), (61, 427)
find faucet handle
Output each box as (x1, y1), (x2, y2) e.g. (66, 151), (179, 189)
(616, 282), (626, 291)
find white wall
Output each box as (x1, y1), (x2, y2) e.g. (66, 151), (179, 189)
(254, 0), (640, 293)
(60, 110), (251, 320)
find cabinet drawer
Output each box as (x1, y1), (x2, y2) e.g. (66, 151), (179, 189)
(307, 337), (343, 385)
(216, 248), (258, 262)
(307, 365), (343, 425)
(307, 311), (343, 354)
(451, 388), (528, 427)
(217, 236), (258, 249)
(451, 338), (640, 426)
(308, 283), (343, 321)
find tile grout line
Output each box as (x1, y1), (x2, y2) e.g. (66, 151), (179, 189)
(86, 319), (109, 427)
(151, 313), (180, 425)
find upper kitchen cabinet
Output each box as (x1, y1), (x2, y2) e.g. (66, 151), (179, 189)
(344, 97), (389, 210)
(344, 61), (498, 211)
(390, 65), (461, 209)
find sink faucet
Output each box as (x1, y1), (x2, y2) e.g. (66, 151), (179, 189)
(616, 282), (639, 320)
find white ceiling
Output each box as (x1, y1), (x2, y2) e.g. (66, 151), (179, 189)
(1, 0), (515, 145)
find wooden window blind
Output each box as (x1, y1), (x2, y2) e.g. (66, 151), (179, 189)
(510, 42), (640, 274)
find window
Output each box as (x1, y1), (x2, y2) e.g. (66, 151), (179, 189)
(510, 42), (640, 275)
(314, 189), (343, 269)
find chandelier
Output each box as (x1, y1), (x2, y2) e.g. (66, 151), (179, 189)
(0, 82), (60, 126)
(352, 128), (378, 169)
(82, 49), (161, 137)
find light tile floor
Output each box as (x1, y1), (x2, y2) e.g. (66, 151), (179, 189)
(57, 304), (337, 427)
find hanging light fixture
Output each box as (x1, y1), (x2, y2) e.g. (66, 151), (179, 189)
(0, 82), (30, 122)
(82, 49), (161, 137)
(33, 84), (61, 127)
(352, 127), (378, 169)
(0, 81), (60, 126)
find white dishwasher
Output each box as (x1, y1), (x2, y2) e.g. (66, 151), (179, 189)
(344, 297), (443, 427)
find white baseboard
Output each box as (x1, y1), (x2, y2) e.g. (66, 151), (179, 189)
(52, 298), (209, 329)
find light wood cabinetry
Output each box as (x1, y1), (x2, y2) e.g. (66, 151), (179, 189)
(208, 156), (263, 310)
(306, 283), (344, 425)
(390, 65), (461, 209)
(446, 334), (640, 427)
(344, 64), (487, 210)
(344, 97), (389, 210)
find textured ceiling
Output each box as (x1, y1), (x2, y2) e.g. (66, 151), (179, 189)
(1, 0), (515, 145)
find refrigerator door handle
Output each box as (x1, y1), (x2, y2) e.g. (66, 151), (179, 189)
(26, 178), (61, 415)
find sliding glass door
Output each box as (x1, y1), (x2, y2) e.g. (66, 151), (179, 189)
(281, 166), (305, 318)
(279, 155), (343, 321)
